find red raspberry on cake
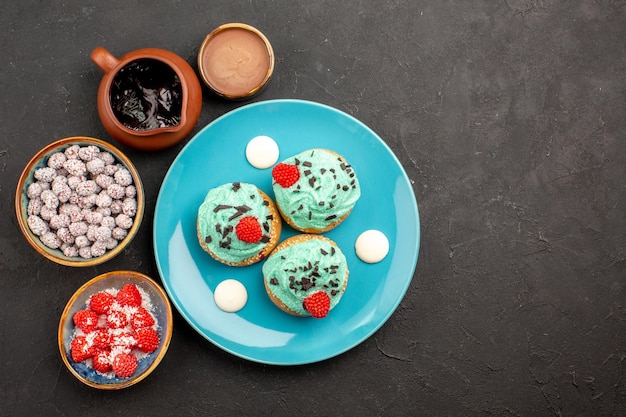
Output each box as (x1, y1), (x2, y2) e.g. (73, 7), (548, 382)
(70, 335), (95, 362)
(235, 216), (263, 243)
(272, 163), (300, 188)
(130, 307), (156, 330)
(135, 327), (160, 353)
(116, 283), (142, 307)
(303, 291), (331, 318)
(89, 291), (114, 314)
(112, 353), (138, 378)
(73, 309), (99, 333)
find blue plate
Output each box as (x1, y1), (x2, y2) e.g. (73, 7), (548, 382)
(153, 99), (420, 365)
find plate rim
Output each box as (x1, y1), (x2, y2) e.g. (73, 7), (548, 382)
(153, 98), (420, 365)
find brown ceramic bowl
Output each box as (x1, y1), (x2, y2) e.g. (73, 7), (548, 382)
(198, 23), (274, 99)
(58, 270), (173, 389)
(15, 136), (144, 267)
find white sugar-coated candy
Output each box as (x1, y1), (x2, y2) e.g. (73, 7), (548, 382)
(98, 151), (115, 165)
(34, 167), (57, 182)
(67, 175), (85, 190)
(355, 230), (390, 263)
(245, 135), (279, 169)
(78, 246), (93, 259)
(86, 158), (105, 175)
(27, 215), (49, 236)
(40, 231), (62, 249)
(104, 237), (118, 250)
(83, 210), (103, 225)
(95, 191), (112, 208)
(114, 168), (133, 186)
(90, 241), (107, 257)
(112, 227), (128, 240)
(26, 182), (43, 199)
(39, 205), (56, 221)
(101, 216), (116, 229)
(121, 198), (137, 216)
(40, 189), (59, 209)
(57, 227), (75, 244)
(107, 183), (125, 200)
(49, 214), (70, 230)
(214, 279), (248, 313)
(76, 180), (97, 197)
(74, 235), (90, 248)
(64, 145), (80, 160)
(96, 207), (112, 217)
(109, 200), (122, 215)
(125, 185), (136, 198)
(95, 174), (114, 189)
(69, 221), (88, 237)
(27, 198), (43, 216)
(63, 159), (87, 176)
(115, 214), (133, 230)
(47, 152), (67, 169)
(62, 244), (79, 258)
(103, 164), (119, 176)
(78, 145), (100, 161)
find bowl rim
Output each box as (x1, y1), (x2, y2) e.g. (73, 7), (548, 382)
(14, 136), (145, 267)
(197, 22), (275, 99)
(57, 270), (174, 390)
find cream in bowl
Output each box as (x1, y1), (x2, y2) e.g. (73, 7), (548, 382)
(198, 23), (274, 99)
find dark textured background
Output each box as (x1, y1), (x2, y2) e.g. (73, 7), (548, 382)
(1, 1), (625, 416)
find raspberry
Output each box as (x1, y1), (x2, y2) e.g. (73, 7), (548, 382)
(130, 307), (156, 330)
(89, 291), (114, 314)
(70, 336), (95, 362)
(92, 350), (112, 374)
(116, 284), (142, 307)
(110, 331), (136, 349)
(73, 309), (99, 333)
(272, 163), (300, 188)
(112, 353), (137, 378)
(235, 216), (263, 243)
(135, 327), (160, 353)
(303, 291), (331, 318)
(90, 329), (111, 349)
(106, 310), (128, 329)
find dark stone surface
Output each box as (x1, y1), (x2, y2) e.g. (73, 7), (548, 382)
(1, 1), (624, 416)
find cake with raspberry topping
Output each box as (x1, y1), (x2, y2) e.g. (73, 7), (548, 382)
(196, 182), (282, 266)
(271, 149), (360, 233)
(262, 234), (348, 318)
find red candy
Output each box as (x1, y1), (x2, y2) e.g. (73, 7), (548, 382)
(235, 216), (263, 243)
(272, 163), (300, 188)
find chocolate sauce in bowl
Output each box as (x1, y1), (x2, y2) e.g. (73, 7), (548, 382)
(109, 59), (183, 131)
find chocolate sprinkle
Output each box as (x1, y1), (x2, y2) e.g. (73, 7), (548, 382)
(320, 248), (328, 255)
(304, 169), (311, 176)
(294, 158), (300, 165)
(303, 161), (312, 167)
(262, 200), (269, 206)
(204, 236), (212, 243)
(325, 215), (337, 221)
(320, 168), (326, 174)
(331, 290), (339, 296)
(232, 182), (241, 191)
(270, 278), (279, 285)
(260, 235), (270, 243)
(213, 204), (232, 213)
